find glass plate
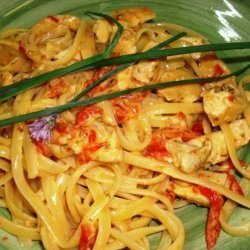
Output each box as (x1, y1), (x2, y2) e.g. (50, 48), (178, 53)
(0, 0), (250, 249)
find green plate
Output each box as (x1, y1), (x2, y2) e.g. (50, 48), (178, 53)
(0, 0), (250, 249)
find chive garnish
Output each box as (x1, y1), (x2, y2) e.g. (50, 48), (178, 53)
(87, 42), (250, 69)
(0, 64), (249, 127)
(85, 12), (123, 56)
(0, 12), (124, 102)
(71, 31), (188, 102)
(0, 41), (250, 102)
(0, 12), (250, 128)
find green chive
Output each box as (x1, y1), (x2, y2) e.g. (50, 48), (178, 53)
(0, 12), (124, 102)
(1, 40), (250, 102)
(0, 64), (249, 128)
(85, 12), (123, 56)
(71, 32), (187, 102)
(86, 42), (250, 69)
(1, 12), (250, 108)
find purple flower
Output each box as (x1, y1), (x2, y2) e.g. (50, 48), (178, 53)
(28, 114), (59, 142)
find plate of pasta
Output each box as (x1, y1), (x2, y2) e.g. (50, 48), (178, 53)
(0, 0), (250, 250)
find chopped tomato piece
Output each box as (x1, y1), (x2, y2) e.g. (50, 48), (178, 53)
(228, 94), (235, 102)
(111, 91), (149, 123)
(85, 66), (117, 97)
(77, 151), (92, 165)
(79, 224), (96, 250)
(88, 130), (97, 144)
(76, 106), (103, 126)
(145, 146), (171, 160)
(54, 120), (69, 134)
(76, 129), (106, 164)
(145, 132), (171, 160)
(198, 186), (224, 250)
(217, 159), (235, 172)
(47, 78), (64, 98)
(35, 140), (52, 157)
(151, 127), (199, 143)
(212, 64), (224, 77)
(162, 191), (175, 203)
(191, 120), (204, 135)
(19, 41), (27, 56)
(145, 126), (200, 161)
(177, 112), (187, 122)
(113, 104), (127, 123)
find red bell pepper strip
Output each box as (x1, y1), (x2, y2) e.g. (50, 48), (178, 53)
(79, 224), (96, 250)
(198, 186), (224, 250)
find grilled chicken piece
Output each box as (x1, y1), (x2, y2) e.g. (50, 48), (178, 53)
(189, 119), (250, 165)
(203, 84), (247, 126)
(112, 7), (156, 28)
(93, 19), (112, 43)
(166, 139), (212, 173)
(157, 68), (201, 103)
(93, 129), (123, 162)
(132, 61), (158, 83)
(199, 55), (236, 87)
(113, 29), (137, 55)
